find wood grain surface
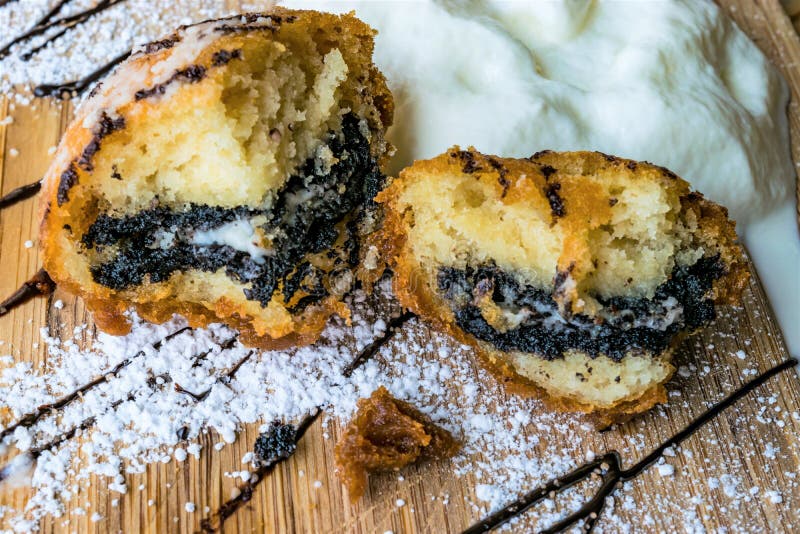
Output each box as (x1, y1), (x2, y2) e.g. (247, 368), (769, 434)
(717, 0), (800, 223)
(1, 1), (799, 533)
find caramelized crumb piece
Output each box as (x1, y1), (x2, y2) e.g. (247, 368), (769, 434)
(334, 386), (460, 502)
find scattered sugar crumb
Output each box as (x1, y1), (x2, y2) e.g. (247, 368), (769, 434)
(657, 464), (675, 477)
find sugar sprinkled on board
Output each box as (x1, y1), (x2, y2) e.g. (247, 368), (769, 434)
(0, 280), (792, 533)
(0, 283), (587, 530)
(0, 1), (275, 104)
(0, 284), (798, 531)
(173, 448), (187, 462)
(656, 463), (675, 477)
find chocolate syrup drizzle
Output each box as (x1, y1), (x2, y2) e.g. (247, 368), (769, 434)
(199, 409), (321, 533)
(1, 8), (796, 530)
(0, 0), (125, 61)
(174, 343), (254, 402)
(0, 269), (55, 318)
(0, 325), (191, 441)
(0, 0), (130, 97)
(0, 309), (412, 509)
(0, 392), (128, 484)
(462, 356), (800, 534)
(341, 311), (415, 377)
(199, 311), (414, 532)
(0, 335), (234, 483)
(0, 180), (41, 210)
(0, 183), (48, 318)
(33, 50), (129, 98)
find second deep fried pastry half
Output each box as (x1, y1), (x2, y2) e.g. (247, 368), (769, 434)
(376, 148), (748, 424)
(39, 9), (393, 348)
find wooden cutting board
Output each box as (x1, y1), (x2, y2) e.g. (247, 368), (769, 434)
(1, 1), (799, 533)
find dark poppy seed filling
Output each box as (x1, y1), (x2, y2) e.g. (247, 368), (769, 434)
(437, 256), (723, 361)
(82, 113), (382, 308)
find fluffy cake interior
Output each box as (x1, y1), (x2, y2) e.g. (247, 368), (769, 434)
(391, 152), (711, 305)
(40, 10), (393, 346)
(88, 27), (383, 212)
(377, 148), (747, 422)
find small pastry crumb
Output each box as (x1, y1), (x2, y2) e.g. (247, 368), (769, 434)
(334, 386), (460, 502)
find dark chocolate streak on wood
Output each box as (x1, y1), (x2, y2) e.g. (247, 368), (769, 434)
(0, 268), (54, 318)
(462, 357), (800, 534)
(200, 313), (415, 532)
(0, 339), (235, 483)
(0, 179), (41, 210)
(0, 325), (191, 441)
(21, 24), (72, 61)
(173, 337), (245, 402)
(0, 0), (126, 61)
(33, 50), (130, 98)
(341, 311), (415, 378)
(199, 409), (322, 533)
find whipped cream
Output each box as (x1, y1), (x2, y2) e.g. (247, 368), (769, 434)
(290, 0), (793, 225)
(287, 0), (798, 353)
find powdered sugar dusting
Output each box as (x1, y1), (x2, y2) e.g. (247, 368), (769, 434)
(0, 280), (797, 532)
(0, 3), (799, 529)
(0, 1), (273, 103)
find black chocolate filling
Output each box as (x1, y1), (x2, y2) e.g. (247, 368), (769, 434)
(82, 113), (383, 309)
(438, 257), (723, 361)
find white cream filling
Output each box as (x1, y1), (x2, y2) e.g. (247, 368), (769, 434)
(496, 297), (683, 336)
(493, 283), (683, 335)
(190, 219), (271, 263)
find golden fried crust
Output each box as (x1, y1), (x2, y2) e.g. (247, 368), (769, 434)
(377, 147), (748, 424)
(39, 9), (393, 347)
(472, 341), (674, 428)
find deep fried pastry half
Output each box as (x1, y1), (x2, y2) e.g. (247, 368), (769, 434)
(40, 9), (393, 348)
(376, 148), (748, 424)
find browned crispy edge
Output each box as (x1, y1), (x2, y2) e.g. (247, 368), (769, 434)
(375, 147), (748, 425)
(334, 385), (461, 502)
(39, 8), (394, 348)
